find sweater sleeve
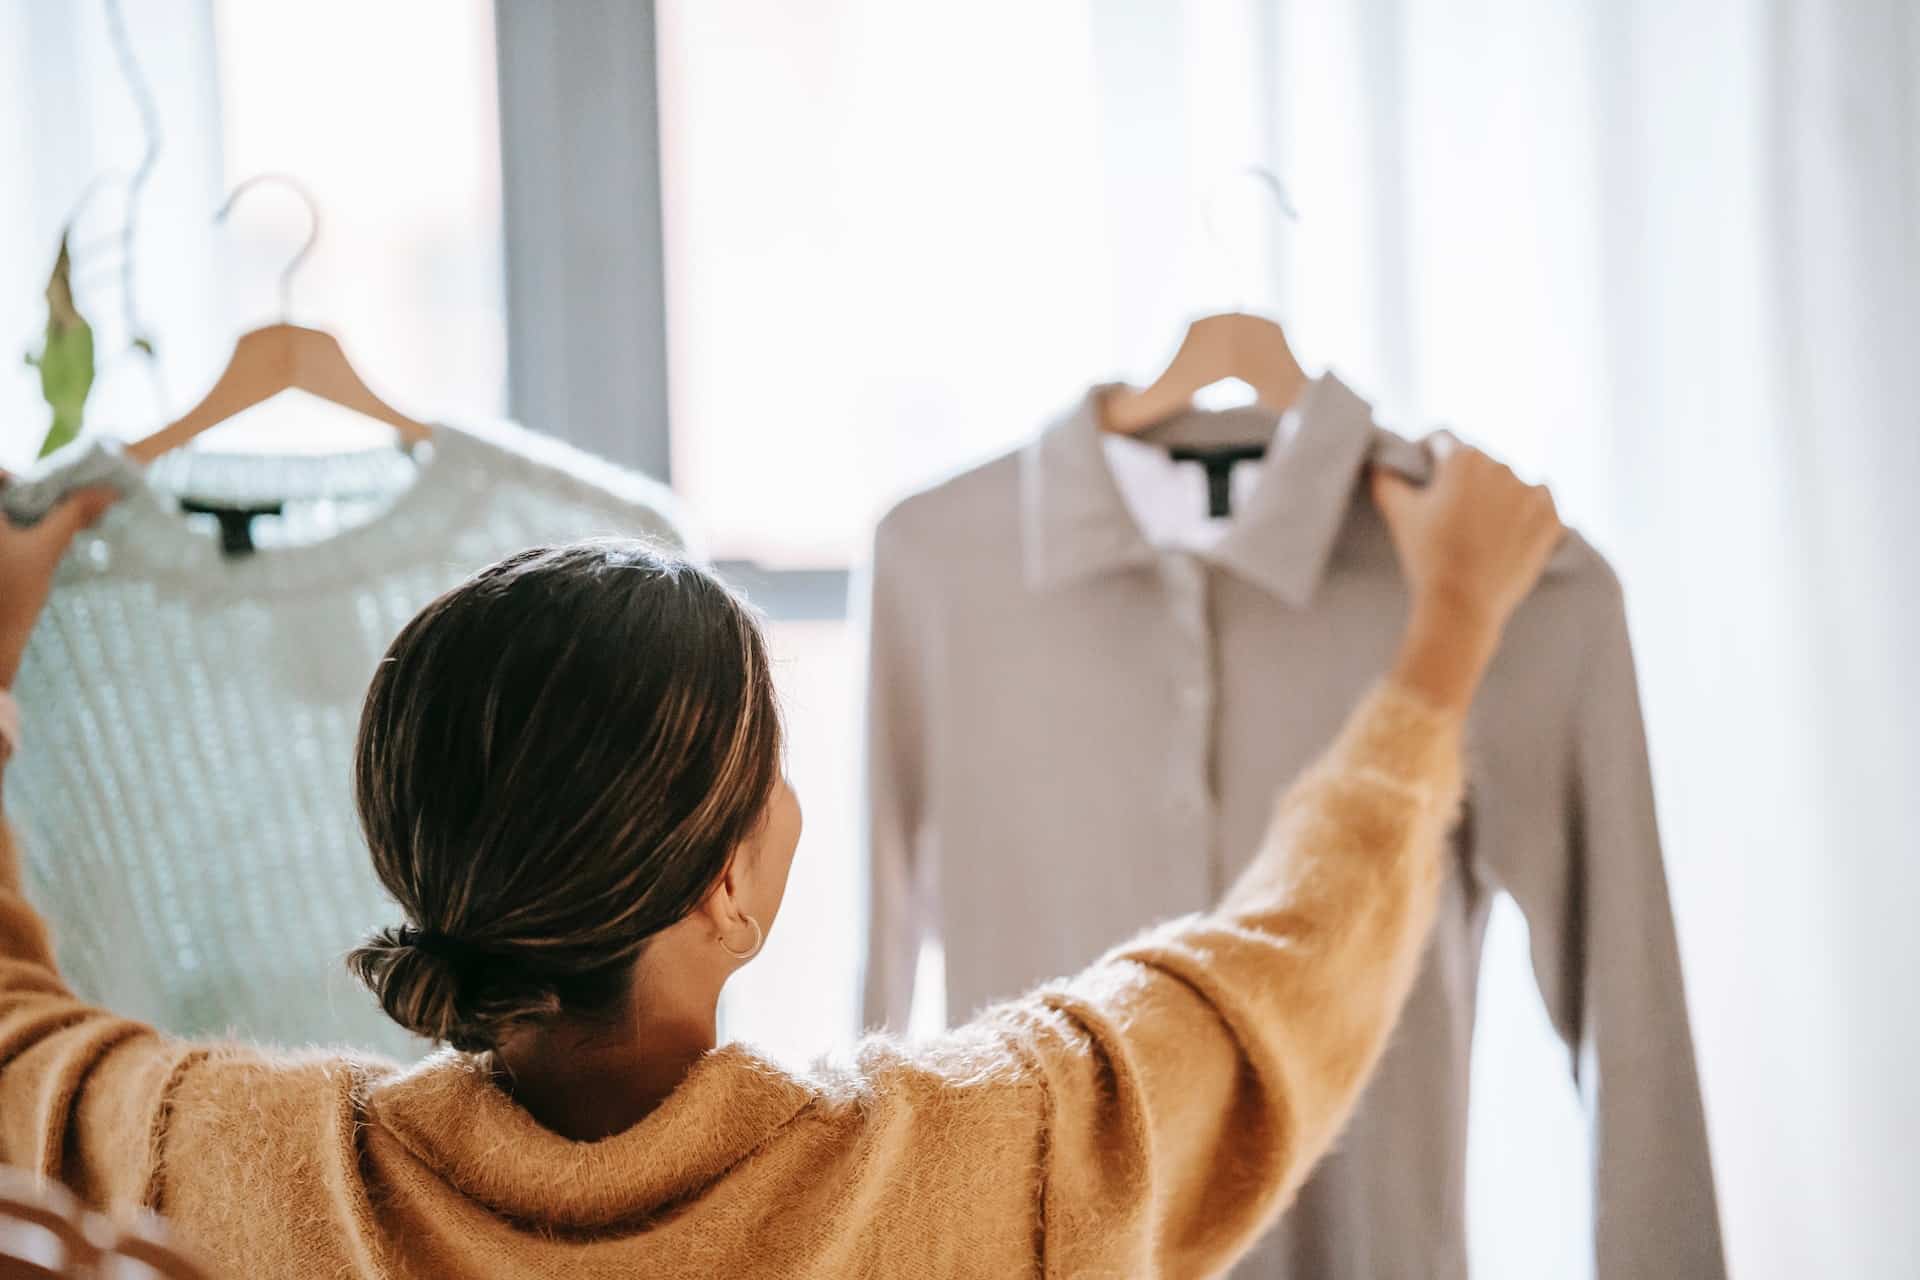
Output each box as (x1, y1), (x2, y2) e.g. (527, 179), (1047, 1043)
(0, 814), (194, 1210)
(1005, 682), (1464, 1278)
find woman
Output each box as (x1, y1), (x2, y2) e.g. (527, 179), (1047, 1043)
(0, 441), (1558, 1278)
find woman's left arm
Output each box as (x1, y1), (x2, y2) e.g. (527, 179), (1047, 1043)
(0, 481), (190, 1208)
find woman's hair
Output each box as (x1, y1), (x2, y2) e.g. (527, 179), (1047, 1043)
(346, 540), (781, 1053)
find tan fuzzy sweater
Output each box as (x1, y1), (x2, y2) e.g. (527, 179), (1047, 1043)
(0, 684), (1460, 1279)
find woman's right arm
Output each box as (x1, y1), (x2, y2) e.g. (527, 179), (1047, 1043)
(995, 443), (1563, 1277)
(0, 484), (193, 1209)
(0, 785), (198, 1214)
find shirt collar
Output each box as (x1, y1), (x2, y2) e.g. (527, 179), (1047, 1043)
(1100, 423), (1279, 554)
(1020, 371), (1387, 606)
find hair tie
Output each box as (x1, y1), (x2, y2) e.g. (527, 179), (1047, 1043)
(400, 926), (474, 965)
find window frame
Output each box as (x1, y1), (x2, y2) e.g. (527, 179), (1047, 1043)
(493, 0), (849, 620)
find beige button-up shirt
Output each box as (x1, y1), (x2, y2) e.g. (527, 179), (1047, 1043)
(860, 374), (1723, 1278)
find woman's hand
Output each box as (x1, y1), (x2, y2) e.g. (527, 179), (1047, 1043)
(0, 475), (117, 690)
(1371, 436), (1563, 714)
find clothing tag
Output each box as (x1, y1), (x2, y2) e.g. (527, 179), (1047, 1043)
(1167, 445), (1270, 518)
(177, 499), (286, 556)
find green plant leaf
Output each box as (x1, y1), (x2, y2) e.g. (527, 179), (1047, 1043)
(27, 232), (96, 458)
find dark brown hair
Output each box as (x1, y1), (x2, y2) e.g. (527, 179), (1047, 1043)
(346, 540), (781, 1052)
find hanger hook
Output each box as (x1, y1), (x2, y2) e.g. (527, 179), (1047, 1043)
(60, 170), (132, 237)
(1202, 165), (1300, 313)
(215, 172), (320, 322)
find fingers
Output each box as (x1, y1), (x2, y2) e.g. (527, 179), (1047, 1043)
(1369, 465), (1417, 527)
(59, 487), (117, 534)
(1423, 433), (1563, 534)
(1433, 436), (1544, 503)
(1534, 482), (1560, 524)
(19, 487), (117, 563)
(1530, 484), (1566, 550)
(1426, 433), (1492, 487)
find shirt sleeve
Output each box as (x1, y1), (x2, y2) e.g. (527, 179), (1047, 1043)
(1565, 585), (1726, 1275)
(0, 815), (197, 1211)
(1481, 575), (1725, 1277)
(857, 512), (933, 1033)
(1003, 682), (1465, 1277)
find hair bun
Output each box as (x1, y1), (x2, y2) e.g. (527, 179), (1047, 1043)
(346, 924), (473, 1048)
(347, 924), (569, 1053)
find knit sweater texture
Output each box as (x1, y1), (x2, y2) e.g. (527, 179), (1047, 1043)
(5, 423), (685, 1058)
(0, 683), (1461, 1279)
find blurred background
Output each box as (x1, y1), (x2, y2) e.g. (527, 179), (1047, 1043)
(1, 2), (1915, 1276)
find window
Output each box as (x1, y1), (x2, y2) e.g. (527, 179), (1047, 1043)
(648, 0), (1155, 1063)
(209, 0), (508, 440)
(0, 0), (505, 466)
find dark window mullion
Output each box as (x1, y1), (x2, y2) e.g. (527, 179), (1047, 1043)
(714, 562), (849, 623)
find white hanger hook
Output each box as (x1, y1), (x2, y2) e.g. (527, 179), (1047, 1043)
(216, 172), (321, 323)
(1202, 165), (1300, 313)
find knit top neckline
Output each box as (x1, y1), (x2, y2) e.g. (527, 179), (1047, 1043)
(69, 425), (486, 598)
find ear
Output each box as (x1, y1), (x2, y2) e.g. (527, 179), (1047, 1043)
(694, 856), (749, 933)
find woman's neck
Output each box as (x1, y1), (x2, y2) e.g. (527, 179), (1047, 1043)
(494, 990), (721, 1142)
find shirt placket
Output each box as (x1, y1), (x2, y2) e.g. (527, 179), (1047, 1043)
(1159, 552), (1220, 896)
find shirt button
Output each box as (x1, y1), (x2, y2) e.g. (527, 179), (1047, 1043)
(1180, 683), (1208, 711)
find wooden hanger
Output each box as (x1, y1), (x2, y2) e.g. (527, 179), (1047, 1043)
(1099, 168), (1309, 436)
(127, 174), (430, 465)
(1100, 311), (1307, 435)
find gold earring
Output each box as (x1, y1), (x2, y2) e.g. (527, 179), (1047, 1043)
(719, 914), (763, 961)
